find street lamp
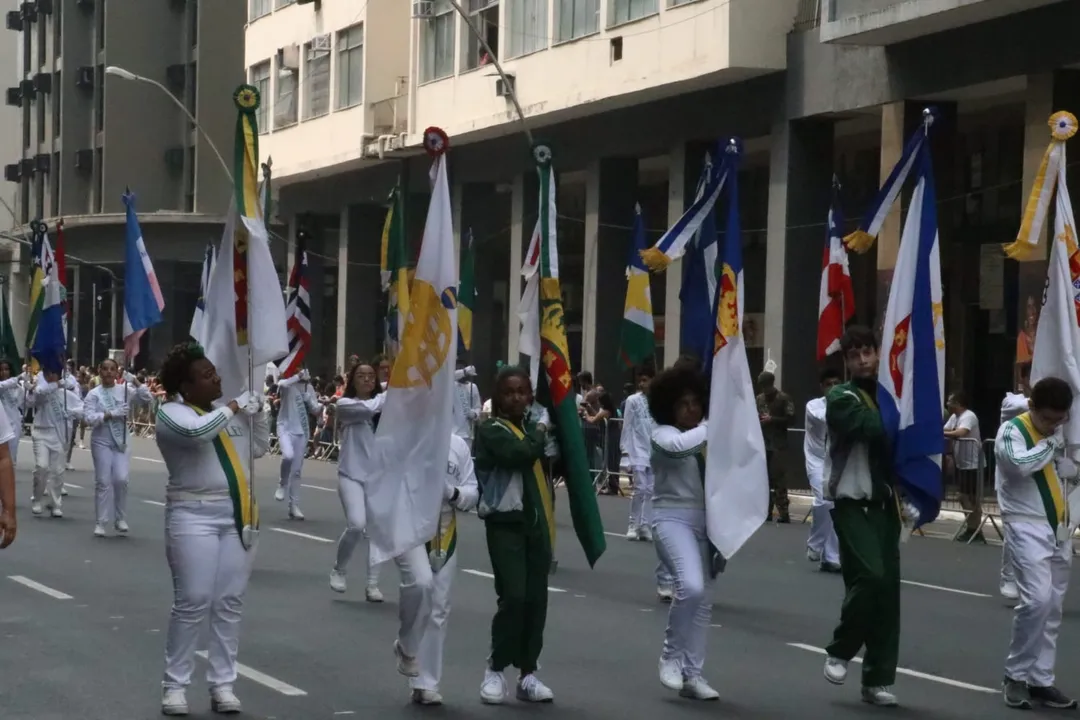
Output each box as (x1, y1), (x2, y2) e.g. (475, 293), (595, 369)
(105, 65), (233, 183)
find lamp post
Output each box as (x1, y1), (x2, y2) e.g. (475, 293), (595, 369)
(105, 65), (233, 184)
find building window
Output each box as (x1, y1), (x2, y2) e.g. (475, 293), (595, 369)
(303, 39), (330, 120)
(555, 0), (598, 41)
(507, 0), (547, 56)
(96, 0), (105, 51)
(250, 0), (271, 21)
(337, 24), (363, 110)
(668, 0), (695, 5)
(50, 151), (59, 217)
(420, 0), (455, 83)
(276, 0), (295, 6)
(461, 0), (499, 71)
(52, 71), (60, 138)
(274, 50), (298, 129)
(249, 61), (270, 133)
(608, 0), (656, 26)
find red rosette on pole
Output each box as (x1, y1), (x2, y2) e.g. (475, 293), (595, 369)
(423, 127), (450, 158)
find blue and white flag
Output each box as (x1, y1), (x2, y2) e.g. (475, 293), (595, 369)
(189, 241), (216, 343)
(855, 111), (945, 526)
(681, 153), (721, 362)
(641, 151), (728, 272)
(703, 139), (769, 559)
(30, 229), (66, 375)
(122, 192), (165, 363)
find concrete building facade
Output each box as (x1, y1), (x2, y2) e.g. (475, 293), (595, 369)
(254, 0), (1077, 430)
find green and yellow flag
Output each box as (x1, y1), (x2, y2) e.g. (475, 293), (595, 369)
(532, 143), (606, 567)
(458, 228), (475, 354)
(380, 184), (409, 357)
(619, 204), (655, 368)
(0, 277), (21, 366)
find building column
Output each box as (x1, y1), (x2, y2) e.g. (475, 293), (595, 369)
(772, 118), (835, 410)
(339, 204), (383, 369)
(507, 170), (538, 365)
(460, 182), (498, 387)
(664, 144), (685, 368)
(335, 207), (351, 374)
(584, 157), (637, 389)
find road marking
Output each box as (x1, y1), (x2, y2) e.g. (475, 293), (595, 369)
(901, 579), (992, 598)
(8, 575), (73, 600)
(270, 527), (334, 543)
(134, 456), (165, 464)
(604, 531), (626, 538)
(462, 568), (567, 593)
(143, 500), (166, 507)
(786, 643), (996, 693)
(64, 483), (83, 490)
(195, 651), (307, 696)
(301, 484), (335, 493)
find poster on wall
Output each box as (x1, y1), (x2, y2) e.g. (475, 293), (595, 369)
(743, 313), (764, 349)
(978, 244), (1004, 311)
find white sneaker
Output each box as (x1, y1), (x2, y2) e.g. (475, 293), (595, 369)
(807, 548), (822, 562)
(861, 686), (898, 706)
(64, 465), (73, 473)
(638, 526), (653, 542)
(289, 506), (305, 521)
(516, 674), (554, 703)
(274, 486), (285, 502)
(1001, 581), (1019, 601)
(161, 688), (189, 715)
(31, 502), (42, 516)
(679, 676), (720, 701)
(824, 656), (848, 685)
(411, 688), (443, 705)
(329, 570), (347, 593)
(659, 657), (683, 691)
(365, 585), (384, 603)
(480, 668), (508, 705)
(50, 507), (63, 518)
(93, 524), (106, 538)
(657, 585), (674, 603)
(625, 525), (638, 540)
(115, 519), (129, 533)
(394, 639), (419, 677)
(210, 686), (242, 713)
(77, 441), (86, 449)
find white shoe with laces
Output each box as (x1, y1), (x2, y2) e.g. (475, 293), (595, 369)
(411, 688), (443, 705)
(50, 507), (63, 518)
(274, 486), (285, 502)
(807, 548), (822, 562)
(93, 524), (106, 538)
(516, 674), (554, 703)
(161, 688), (189, 715)
(31, 502), (42, 516)
(861, 686), (898, 706)
(480, 668), (507, 705)
(657, 585), (674, 603)
(329, 570), (347, 593)
(679, 676), (720, 701)
(210, 685), (242, 713)
(365, 585), (384, 603)
(824, 657), (849, 685)
(625, 525), (638, 540)
(115, 519), (129, 533)
(1000, 581), (1019, 601)
(659, 657), (683, 691)
(289, 506), (305, 521)
(394, 640), (419, 677)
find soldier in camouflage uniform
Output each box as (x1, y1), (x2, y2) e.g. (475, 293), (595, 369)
(757, 371), (794, 523)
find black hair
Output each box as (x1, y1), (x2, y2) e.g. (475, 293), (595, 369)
(647, 366), (710, 428)
(493, 365), (532, 416)
(839, 325), (878, 353)
(100, 357), (119, 370)
(672, 353), (703, 373)
(577, 371), (593, 386)
(1018, 362), (1032, 381)
(343, 362), (382, 400)
(0, 359), (15, 375)
(948, 390), (970, 408)
(819, 367), (842, 385)
(758, 371), (775, 388)
(1030, 377), (1074, 413)
(634, 363), (656, 380)
(159, 341), (207, 397)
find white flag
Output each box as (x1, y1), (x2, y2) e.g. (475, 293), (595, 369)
(366, 150), (459, 564)
(518, 221), (541, 388)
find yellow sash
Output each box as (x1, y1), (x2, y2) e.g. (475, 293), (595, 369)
(1014, 412), (1066, 529)
(188, 404), (259, 549)
(495, 418), (555, 550)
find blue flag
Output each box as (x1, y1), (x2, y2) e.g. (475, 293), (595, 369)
(121, 192), (165, 362)
(30, 224), (66, 375)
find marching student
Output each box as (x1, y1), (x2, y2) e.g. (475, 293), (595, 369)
(996, 376), (1077, 710)
(273, 368), (320, 520)
(648, 364), (721, 702)
(83, 358), (152, 537)
(410, 432), (480, 706)
(453, 364), (482, 443)
(820, 327), (901, 707)
(804, 367), (843, 573)
(0, 360), (28, 465)
(29, 368), (83, 518)
(329, 362), (387, 603)
(475, 365), (555, 705)
(998, 362), (1031, 602)
(623, 364), (657, 541)
(155, 342), (267, 716)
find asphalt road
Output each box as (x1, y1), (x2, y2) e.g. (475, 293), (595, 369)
(0, 436), (1068, 719)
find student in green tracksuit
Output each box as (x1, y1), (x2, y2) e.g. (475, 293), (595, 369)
(821, 326), (902, 708)
(474, 366), (555, 706)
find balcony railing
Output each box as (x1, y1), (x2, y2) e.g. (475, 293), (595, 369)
(793, 0), (822, 31)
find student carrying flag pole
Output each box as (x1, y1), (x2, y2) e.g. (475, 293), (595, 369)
(818, 108), (944, 708)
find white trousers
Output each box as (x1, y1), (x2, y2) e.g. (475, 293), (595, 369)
(1001, 534), (1017, 588)
(1003, 521), (1072, 687)
(653, 507), (714, 680)
(628, 466), (655, 530)
(91, 440), (130, 526)
(163, 500), (256, 691)
(7, 433), (18, 468)
(334, 475), (381, 586)
(277, 431), (306, 507)
(31, 427), (65, 508)
(807, 480), (840, 565)
(410, 553), (458, 692)
(391, 544), (435, 658)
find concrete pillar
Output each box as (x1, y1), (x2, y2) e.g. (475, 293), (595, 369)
(585, 157), (637, 390)
(664, 144), (685, 367)
(340, 204), (383, 369)
(335, 209), (350, 374)
(70, 263), (80, 360)
(507, 169), (538, 365)
(460, 182), (499, 389)
(772, 118), (835, 412)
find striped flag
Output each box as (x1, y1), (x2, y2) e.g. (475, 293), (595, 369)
(0, 282), (20, 364)
(189, 240), (216, 343)
(618, 204), (654, 368)
(55, 218), (68, 341)
(121, 192), (165, 363)
(380, 184), (409, 357)
(816, 183), (855, 360)
(640, 153), (727, 272)
(28, 226), (66, 375)
(278, 228), (311, 379)
(25, 221), (48, 373)
(458, 228), (475, 354)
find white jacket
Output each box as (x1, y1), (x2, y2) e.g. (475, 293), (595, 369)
(452, 381), (482, 440)
(276, 374), (320, 436)
(336, 393), (387, 482)
(30, 373), (83, 432)
(84, 382), (153, 449)
(995, 418), (1072, 525)
(0, 373), (28, 432)
(1000, 392), (1029, 424)
(803, 396), (828, 497)
(435, 434), (480, 540)
(620, 392), (655, 469)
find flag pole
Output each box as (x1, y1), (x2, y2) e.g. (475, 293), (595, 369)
(832, 174), (849, 383)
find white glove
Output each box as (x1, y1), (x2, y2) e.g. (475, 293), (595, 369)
(299, 369), (311, 382)
(1058, 458), (1079, 480)
(465, 365), (477, 378)
(233, 391), (254, 412)
(243, 393), (265, 416)
(109, 404), (129, 419)
(124, 371), (137, 384)
(467, 409), (479, 421)
(443, 483), (458, 502)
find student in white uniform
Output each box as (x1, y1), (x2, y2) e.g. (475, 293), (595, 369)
(999, 362), (1031, 602)
(410, 433), (479, 706)
(453, 365), (482, 443)
(155, 342), (268, 716)
(648, 365), (721, 702)
(84, 358), (152, 537)
(29, 368), (83, 518)
(329, 362), (387, 602)
(804, 367), (843, 573)
(272, 368), (320, 520)
(996, 376), (1077, 711)
(623, 365), (657, 541)
(0, 360), (28, 465)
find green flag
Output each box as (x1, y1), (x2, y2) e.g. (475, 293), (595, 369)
(458, 228), (475, 354)
(619, 204), (655, 368)
(533, 143), (607, 567)
(0, 281), (20, 365)
(379, 185), (409, 356)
